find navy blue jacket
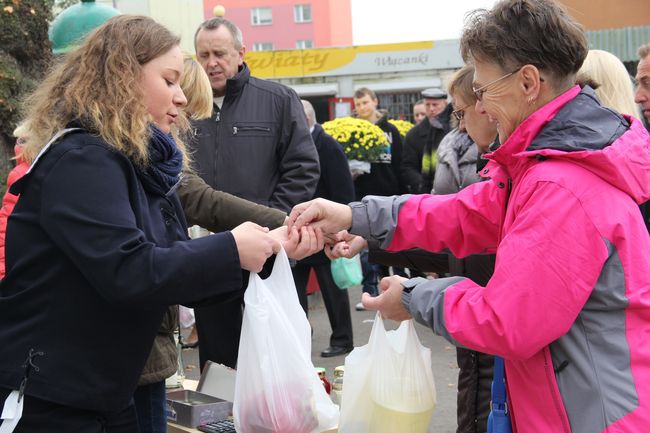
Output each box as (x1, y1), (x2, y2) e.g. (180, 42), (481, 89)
(0, 130), (243, 412)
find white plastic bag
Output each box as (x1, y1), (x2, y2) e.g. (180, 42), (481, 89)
(339, 313), (436, 433)
(233, 248), (339, 433)
(348, 159), (371, 174)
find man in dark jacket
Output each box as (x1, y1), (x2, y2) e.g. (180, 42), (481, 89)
(191, 17), (320, 370)
(292, 100), (354, 358)
(402, 87), (452, 193)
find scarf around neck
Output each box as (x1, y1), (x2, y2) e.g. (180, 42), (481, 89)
(141, 125), (183, 195)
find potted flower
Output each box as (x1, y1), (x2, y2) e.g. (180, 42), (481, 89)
(322, 117), (389, 174)
(388, 119), (414, 138)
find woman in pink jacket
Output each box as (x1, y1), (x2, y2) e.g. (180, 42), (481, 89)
(289, 0), (650, 432)
(0, 125), (29, 279)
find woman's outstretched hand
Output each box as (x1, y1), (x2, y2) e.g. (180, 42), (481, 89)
(361, 275), (412, 322)
(287, 198), (353, 236)
(325, 232), (367, 260)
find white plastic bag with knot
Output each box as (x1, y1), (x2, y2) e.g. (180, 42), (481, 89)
(339, 313), (436, 433)
(233, 248), (339, 433)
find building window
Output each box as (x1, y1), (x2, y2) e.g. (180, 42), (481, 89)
(253, 42), (274, 51)
(294, 4), (312, 23)
(296, 40), (313, 49)
(251, 7), (272, 25)
(377, 91), (422, 123)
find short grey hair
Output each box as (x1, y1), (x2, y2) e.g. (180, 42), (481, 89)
(194, 17), (243, 50)
(301, 99), (316, 127)
(639, 44), (650, 60)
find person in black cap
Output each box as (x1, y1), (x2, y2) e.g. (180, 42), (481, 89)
(401, 87), (453, 193)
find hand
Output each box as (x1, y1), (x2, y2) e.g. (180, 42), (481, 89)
(325, 235), (367, 260)
(362, 275), (412, 321)
(287, 198), (353, 235)
(270, 225), (324, 260)
(350, 169), (364, 180)
(231, 222), (281, 273)
(325, 241), (351, 260)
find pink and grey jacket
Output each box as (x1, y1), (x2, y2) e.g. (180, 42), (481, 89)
(349, 86), (650, 433)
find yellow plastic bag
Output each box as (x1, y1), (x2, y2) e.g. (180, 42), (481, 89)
(339, 313), (436, 433)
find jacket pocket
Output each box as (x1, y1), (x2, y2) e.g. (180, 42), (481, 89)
(231, 121), (275, 137)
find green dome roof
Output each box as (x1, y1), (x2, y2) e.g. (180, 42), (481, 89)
(49, 0), (120, 54)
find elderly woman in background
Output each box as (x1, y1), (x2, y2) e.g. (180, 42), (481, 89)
(288, 0), (650, 432)
(433, 64), (498, 433)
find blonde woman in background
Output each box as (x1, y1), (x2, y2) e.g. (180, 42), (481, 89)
(180, 57), (213, 120)
(578, 49), (641, 118)
(176, 57), (213, 350)
(134, 56), (218, 433)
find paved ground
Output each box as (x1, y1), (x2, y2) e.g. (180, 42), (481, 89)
(180, 285), (459, 432)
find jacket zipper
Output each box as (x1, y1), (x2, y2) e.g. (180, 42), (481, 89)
(161, 200), (181, 228)
(494, 176), (513, 246)
(543, 348), (571, 433)
(504, 177), (513, 209)
(232, 125), (271, 135)
(214, 108), (221, 184)
(160, 207), (174, 226)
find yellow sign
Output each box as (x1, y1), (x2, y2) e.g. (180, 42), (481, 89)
(246, 41), (435, 78)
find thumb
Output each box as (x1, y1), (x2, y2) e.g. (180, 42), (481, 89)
(361, 292), (380, 311)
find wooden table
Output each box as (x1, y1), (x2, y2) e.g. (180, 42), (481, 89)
(167, 421), (201, 433)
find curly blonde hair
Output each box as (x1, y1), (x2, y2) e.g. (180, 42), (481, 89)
(21, 15), (190, 167)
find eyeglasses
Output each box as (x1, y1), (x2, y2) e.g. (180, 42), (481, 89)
(472, 66), (522, 101)
(452, 105), (470, 121)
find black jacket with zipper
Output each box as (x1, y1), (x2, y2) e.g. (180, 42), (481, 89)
(191, 62), (320, 212)
(402, 104), (452, 193)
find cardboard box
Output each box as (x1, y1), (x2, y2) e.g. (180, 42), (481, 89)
(165, 389), (232, 428)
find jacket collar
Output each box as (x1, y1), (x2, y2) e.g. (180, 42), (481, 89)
(485, 85), (650, 204)
(224, 62), (250, 98)
(311, 123), (325, 150)
(486, 85), (582, 169)
(527, 86), (628, 153)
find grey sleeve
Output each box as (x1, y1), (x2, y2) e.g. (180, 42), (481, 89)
(401, 276), (466, 347)
(349, 194), (411, 249)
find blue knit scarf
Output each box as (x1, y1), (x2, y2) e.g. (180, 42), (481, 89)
(141, 125), (183, 195)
